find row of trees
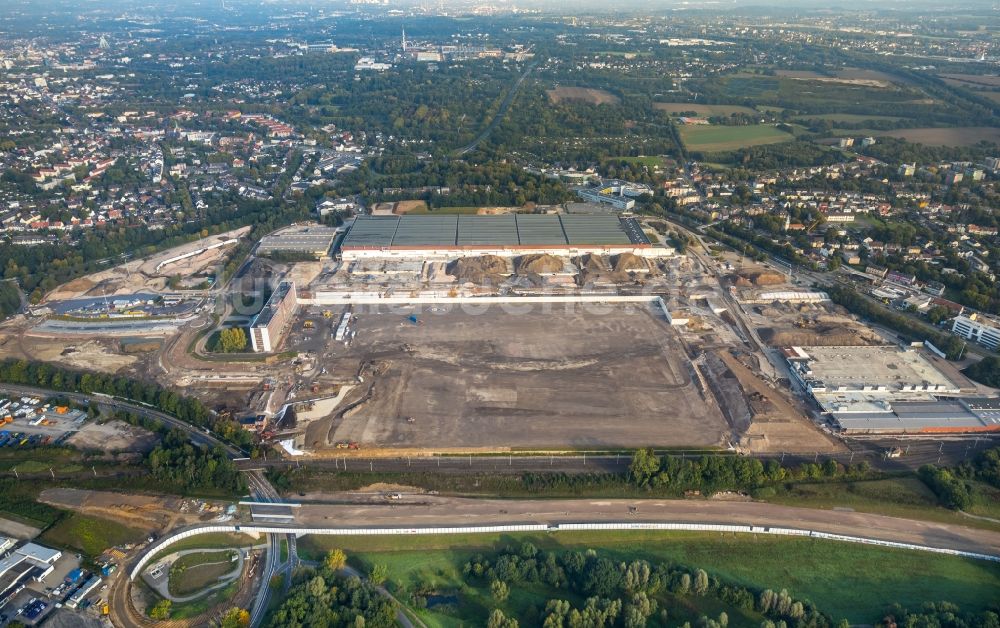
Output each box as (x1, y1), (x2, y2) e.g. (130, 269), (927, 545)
(918, 465), (973, 511)
(963, 357), (1000, 388)
(627, 448), (872, 495)
(0, 359), (255, 452)
(917, 446), (1000, 511)
(825, 285), (966, 359)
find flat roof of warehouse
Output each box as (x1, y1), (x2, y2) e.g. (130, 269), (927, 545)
(250, 281), (293, 328)
(342, 214), (650, 249)
(258, 227), (339, 252)
(832, 398), (1000, 431)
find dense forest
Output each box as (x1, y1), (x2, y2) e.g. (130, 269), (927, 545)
(148, 429), (245, 494)
(268, 566), (397, 628)
(0, 280), (20, 321)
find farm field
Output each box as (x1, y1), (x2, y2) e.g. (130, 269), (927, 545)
(701, 75), (936, 117)
(679, 124), (792, 152)
(874, 126), (1000, 146)
(603, 155), (668, 167)
(546, 86), (620, 105)
(300, 530), (1000, 624)
(653, 102), (757, 116)
(938, 73), (1000, 88)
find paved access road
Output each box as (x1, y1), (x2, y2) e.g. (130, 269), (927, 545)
(289, 495), (1000, 559)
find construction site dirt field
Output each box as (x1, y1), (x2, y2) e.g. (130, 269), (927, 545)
(307, 304), (733, 451)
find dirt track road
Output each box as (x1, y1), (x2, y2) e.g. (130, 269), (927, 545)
(291, 496), (1000, 558)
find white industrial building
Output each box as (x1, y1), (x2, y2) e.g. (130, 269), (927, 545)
(952, 314), (1000, 351)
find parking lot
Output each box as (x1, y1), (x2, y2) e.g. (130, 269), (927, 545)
(0, 397), (85, 450)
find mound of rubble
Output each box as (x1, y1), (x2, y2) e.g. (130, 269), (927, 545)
(446, 255), (510, 284)
(611, 252), (650, 273)
(732, 269), (786, 287)
(515, 254), (564, 275)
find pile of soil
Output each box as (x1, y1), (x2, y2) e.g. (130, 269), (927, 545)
(515, 254), (564, 274)
(576, 253), (608, 274)
(575, 253), (613, 285)
(760, 323), (875, 347)
(447, 255), (509, 284)
(611, 253), (650, 273)
(733, 269), (785, 286)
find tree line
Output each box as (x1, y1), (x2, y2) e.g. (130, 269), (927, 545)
(918, 446), (1000, 511)
(825, 285), (966, 359)
(627, 449), (873, 496)
(0, 359), (256, 452)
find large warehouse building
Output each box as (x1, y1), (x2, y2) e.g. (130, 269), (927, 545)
(784, 345), (1000, 434)
(249, 281), (298, 352)
(338, 214), (668, 260)
(258, 226), (339, 259)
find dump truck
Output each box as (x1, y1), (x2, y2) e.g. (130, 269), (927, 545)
(303, 320), (315, 329)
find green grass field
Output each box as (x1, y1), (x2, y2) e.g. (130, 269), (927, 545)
(40, 513), (146, 558)
(968, 481), (1000, 520)
(169, 579), (241, 620)
(168, 550), (238, 597)
(604, 155), (666, 167)
(300, 530), (1000, 624)
(149, 532), (259, 564)
(679, 124), (793, 152)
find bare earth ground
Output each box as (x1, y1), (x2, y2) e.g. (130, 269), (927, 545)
(44, 226), (250, 302)
(308, 304), (731, 451)
(0, 331), (137, 374)
(718, 350), (843, 454)
(67, 420), (159, 453)
(288, 496), (1000, 558)
(285, 261), (325, 289)
(39, 488), (227, 534)
(547, 87), (621, 105)
(0, 515), (41, 540)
